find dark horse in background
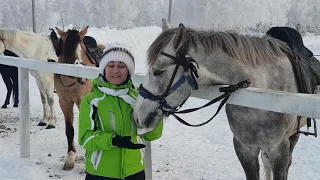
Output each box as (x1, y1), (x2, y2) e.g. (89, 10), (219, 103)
(0, 50), (19, 108)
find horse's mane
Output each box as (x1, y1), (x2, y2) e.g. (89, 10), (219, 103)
(56, 38), (63, 57)
(0, 29), (17, 46)
(49, 28), (59, 51)
(148, 27), (293, 66)
(62, 29), (80, 62)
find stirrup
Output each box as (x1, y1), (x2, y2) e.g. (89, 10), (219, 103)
(297, 117), (317, 137)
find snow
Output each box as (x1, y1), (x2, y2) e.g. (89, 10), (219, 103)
(1, 26), (320, 180)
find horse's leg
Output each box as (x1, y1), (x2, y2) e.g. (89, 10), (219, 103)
(1, 73), (13, 108)
(59, 98), (76, 170)
(233, 137), (260, 180)
(268, 138), (291, 180)
(261, 150), (273, 180)
(35, 78), (50, 126)
(33, 73), (56, 128)
(286, 133), (299, 174)
(42, 73), (57, 129)
(11, 68), (19, 107)
(75, 96), (85, 110)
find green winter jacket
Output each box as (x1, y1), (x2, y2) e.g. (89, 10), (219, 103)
(78, 76), (163, 179)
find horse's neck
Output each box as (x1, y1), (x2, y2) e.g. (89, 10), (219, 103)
(191, 46), (298, 91)
(9, 33), (57, 61)
(80, 51), (96, 67)
(190, 48), (249, 86)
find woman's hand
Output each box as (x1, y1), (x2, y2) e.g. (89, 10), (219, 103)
(112, 135), (145, 149)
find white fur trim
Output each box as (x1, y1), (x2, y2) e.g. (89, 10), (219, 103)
(97, 86), (136, 107)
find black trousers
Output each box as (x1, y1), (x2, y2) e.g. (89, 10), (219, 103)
(85, 171), (145, 180)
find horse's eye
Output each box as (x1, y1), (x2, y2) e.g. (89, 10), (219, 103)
(153, 70), (164, 76)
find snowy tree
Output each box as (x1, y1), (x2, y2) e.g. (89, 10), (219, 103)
(0, 0), (320, 33)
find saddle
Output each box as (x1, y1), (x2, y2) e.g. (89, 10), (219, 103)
(266, 27), (320, 94)
(266, 27), (320, 136)
(83, 36), (103, 66)
(266, 27), (313, 59)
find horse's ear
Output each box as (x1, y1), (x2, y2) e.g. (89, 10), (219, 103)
(173, 23), (186, 48)
(79, 26), (89, 40)
(55, 27), (66, 40)
(162, 18), (171, 31)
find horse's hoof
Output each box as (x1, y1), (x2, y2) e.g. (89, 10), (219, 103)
(46, 124), (55, 129)
(1, 105), (7, 109)
(37, 122), (47, 126)
(63, 162), (75, 171)
(63, 151), (76, 171)
(13, 104), (18, 107)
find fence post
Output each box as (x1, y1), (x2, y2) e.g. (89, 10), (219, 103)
(31, 0), (36, 33)
(168, 0), (172, 23)
(19, 67), (30, 158)
(144, 141), (152, 180)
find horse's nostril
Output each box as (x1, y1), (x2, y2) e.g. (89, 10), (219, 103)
(137, 124), (147, 129)
(77, 78), (87, 85)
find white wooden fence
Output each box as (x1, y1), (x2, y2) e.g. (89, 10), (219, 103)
(1, 55), (320, 179)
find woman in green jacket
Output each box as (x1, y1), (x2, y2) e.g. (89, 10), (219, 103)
(78, 42), (163, 180)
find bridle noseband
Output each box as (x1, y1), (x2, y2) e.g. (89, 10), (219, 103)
(138, 51), (251, 127)
(55, 59), (86, 87)
(139, 51), (199, 113)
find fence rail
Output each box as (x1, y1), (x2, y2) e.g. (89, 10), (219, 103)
(1, 55), (320, 179)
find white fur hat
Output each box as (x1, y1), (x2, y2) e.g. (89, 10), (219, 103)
(99, 42), (135, 76)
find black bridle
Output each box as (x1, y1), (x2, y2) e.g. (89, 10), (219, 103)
(139, 52), (199, 110)
(54, 59), (85, 87)
(139, 51), (251, 127)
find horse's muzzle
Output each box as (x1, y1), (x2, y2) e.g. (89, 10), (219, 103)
(76, 78), (87, 86)
(145, 111), (158, 128)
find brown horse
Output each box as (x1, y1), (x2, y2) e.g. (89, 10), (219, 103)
(54, 26), (97, 170)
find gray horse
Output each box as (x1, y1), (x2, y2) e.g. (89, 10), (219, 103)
(133, 23), (307, 180)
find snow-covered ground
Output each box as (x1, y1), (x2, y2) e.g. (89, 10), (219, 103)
(1, 26), (320, 180)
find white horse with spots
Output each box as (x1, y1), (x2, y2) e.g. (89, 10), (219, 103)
(0, 28), (58, 128)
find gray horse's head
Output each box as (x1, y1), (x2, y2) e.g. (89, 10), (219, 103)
(134, 24), (199, 129)
(134, 22), (294, 130)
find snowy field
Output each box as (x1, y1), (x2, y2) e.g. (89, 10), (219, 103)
(1, 26), (320, 180)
